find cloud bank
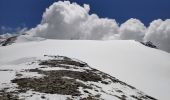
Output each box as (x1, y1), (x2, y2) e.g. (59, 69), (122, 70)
(28, 1), (119, 40)
(26, 1), (170, 52)
(144, 19), (170, 52)
(119, 18), (146, 41)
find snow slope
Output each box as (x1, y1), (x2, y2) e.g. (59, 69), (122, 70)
(0, 40), (170, 100)
(0, 55), (156, 100)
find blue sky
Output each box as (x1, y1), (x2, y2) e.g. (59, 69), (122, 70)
(0, 0), (170, 34)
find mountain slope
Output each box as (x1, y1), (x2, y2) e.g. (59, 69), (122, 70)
(0, 39), (170, 100)
(0, 55), (156, 100)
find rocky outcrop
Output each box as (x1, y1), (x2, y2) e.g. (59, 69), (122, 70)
(140, 41), (157, 49)
(0, 36), (17, 46)
(0, 55), (157, 100)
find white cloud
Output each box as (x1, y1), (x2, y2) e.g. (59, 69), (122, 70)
(0, 33), (13, 39)
(28, 1), (119, 40)
(0, 26), (27, 35)
(119, 18), (146, 41)
(25, 1), (170, 53)
(80, 15), (119, 39)
(144, 19), (170, 52)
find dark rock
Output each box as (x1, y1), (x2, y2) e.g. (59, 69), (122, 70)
(140, 41), (157, 49)
(1, 36), (17, 46)
(39, 57), (88, 68)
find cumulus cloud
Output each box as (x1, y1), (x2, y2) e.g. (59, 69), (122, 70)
(25, 1), (170, 53)
(144, 19), (170, 52)
(28, 1), (119, 40)
(119, 18), (146, 41)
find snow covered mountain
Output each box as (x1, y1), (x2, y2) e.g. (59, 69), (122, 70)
(0, 55), (156, 100)
(0, 36), (170, 100)
(0, 33), (14, 43)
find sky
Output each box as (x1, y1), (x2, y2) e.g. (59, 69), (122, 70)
(0, 0), (170, 34)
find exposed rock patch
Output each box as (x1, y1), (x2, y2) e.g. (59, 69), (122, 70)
(0, 89), (18, 100)
(0, 55), (157, 100)
(1, 36), (17, 46)
(140, 41), (157, 49)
